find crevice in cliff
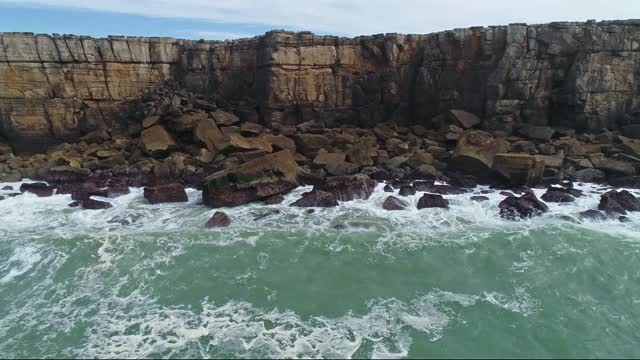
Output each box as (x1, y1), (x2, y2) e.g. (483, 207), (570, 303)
(34, 36), (55, 99)
(61, 38), (78, 62)
(95, 41), (114, 100)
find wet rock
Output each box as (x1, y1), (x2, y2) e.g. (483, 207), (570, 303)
(315, 174), (376, 202)
(541, 190), (575, 203)
(470, 195), (489, 202)
(498, 192), (548, 219)
(579, 209), (607, 221)
(306, 209), (316, 214)
(19, 182), (55, 197)
(253, 209), (281, 221)
(82, 198), (113, 210)
(382, 196), (409, 210)
(206, 211), (231, 228)
(204, 150), (299, 207)
(2, 185), (13, 190)
(264, 194), (285, 205)
(619, 215), (632, 223)
(601, 190), (640, 212)
(68, 201), (81, 207)
(574, 168), (607, 183)
(383, 184), (394, 192)
(144, 183), (188, 204)
(608, 176), (640, 189)
(447, 174), (478, 189)
(429, 185), (467, 195)
(417, 193), (449, 209)
(398, 185), (416, 197)
(598, 196), (627, 215)
(290, 190), (338, 207)
(412, 180), (435, 192)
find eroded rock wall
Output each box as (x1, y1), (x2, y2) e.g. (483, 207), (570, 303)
(1, 20), (639, 153)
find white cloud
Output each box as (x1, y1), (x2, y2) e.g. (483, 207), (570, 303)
(1, 0), (638, 36)
(179, 30), (257, 40)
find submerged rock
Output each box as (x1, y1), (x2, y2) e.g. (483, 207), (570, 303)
(470, 195), (489, 202)
(290, 190), (338, 207)
(144, 183), (189, 204)
(417, 193), (449, 209)
(498, 192), (548, 219)
(383, 184), (394, 192)
(383, 196), (409, 210)
(2, 185), (14, 190)
(598, 190), (640, 214)
(541, 190), (575, 203)
(206, 211), (231, 228)
(398, 185), (416, 197)
(82, 198), (113, 210)
(579, 209), (607, 221)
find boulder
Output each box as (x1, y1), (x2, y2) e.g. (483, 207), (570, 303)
(608, 176), (640, 188)
(325, 161), (359, 176)
(82, 198), (113, 210)
(417, 193), (449, 209)
(398, 185), (416, 197)
(240, 122), (264, 136)
(204, 150), (299, 207)
(313, 151), (346, 166)
(574, 168), (606, 183)
(2, 185), (13, 190)
(314, 174), (376, 202)
(226, 133), (273, 153)
(383, 196), (409, 210)
(622, 125), (640, 139)
(206, 211), (231, 228)
(144, 183), (189, 204)
(450, 132), (510, 175)
(446, 110), (481, 129)
(290, 190), (338, 207)
(498, 192), (548, 219)
(194, 118), (226, 153)
(492, 153), (544, 186)
(211, 110), (240, 126)
(518, 126), (555, 141)
(598, 196), (627, 215)
(600, 190), (640, 212)
(19, 182), (55, 197)
(346, 142), (374, 166)
(263, 134), (296, 152)
(141, 125), (176, 155)
(383, 184), (394, 192)
(541, 190), (575, 203)
(294, 134), (331, 157)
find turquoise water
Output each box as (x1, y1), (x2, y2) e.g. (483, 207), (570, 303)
(1, 183), (640, 358)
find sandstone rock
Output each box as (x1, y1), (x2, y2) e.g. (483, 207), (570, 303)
(240, 122), (264, 136)
(263, 134), (296, 152)
(315, 174), (376, 202)
(206, 211), (231, 227)
(227, 133), (273, 153)
(492, 153), (544, 186)
(144, 183), (188, 204)
(406, 150), (434, 168)
(141, 125), (176, 155)
(498, 192), (548, 219)
(211, 110), (240, 126)
(204, 150), (299, 207)
(325, 161), (359, 176)
(290, 190), (338, 207)
(142, 115), (161, 128)
(195, 118), (226, 153)
(383, 196), (408, 210)
(294, 134), (330, 157)
(450, 132), (510, 175)
(417, 193), (449, 209)
(313, 150), (346, 166)
(511, 141), (538, 154)
(592, 156), (636, 176)
(346, 142), (373, 166)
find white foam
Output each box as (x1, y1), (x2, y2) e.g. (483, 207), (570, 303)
(0, 245), (42, 284)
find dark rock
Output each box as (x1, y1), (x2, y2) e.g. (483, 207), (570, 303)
(2, 185), (13, 190)
(541, 190), (575, 203)
(470, 195), (489, 202)
(598, 196), (627, 215)
(398, 185), (416, 197)
(619, 216), (632, 223)
(315, 174), (376, 202)
(19, 182), (55, 197)
(447, 174), (478, 188)
(383, 196), (409, 210)
(500, 191), (516, 197)
(601, 190), (640, 212)
(518, 126), (555, 141)
(206, 211), (231, 227)
(574, 168), (607, 183)
(608, 176), (640, 188)
(264, 194), (285, 205)
(82, 198), (113, 210)
(68, 201), (81, 207)
(290, 190), (338, 207)
(498, 192), (549, 219)
(306, 209), (316, 214)
(253, 209), (281, 221)
(144, 183), (188, 204)
(417, 193), (449, 209)
(412, 180), (434, 192)
(383, 184), (394, 192)
(429, 185), (467, 195)
(579, 209), (607, 221)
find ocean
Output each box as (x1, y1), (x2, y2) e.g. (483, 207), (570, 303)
(1, 182), (639, 358)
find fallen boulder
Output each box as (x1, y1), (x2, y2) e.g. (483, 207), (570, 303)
(398, 185), (416, 197)
(315, 174), (376, 202)
(20, 183), (55, 197)
(417, 193), (449, 209)
(541, 190), (575, 203)
(383, 196), (409, 210)
(449, 132), (510, 175)
(144, 183), (189, 204)
(492, 153), (544, 187)
(290, 190), (338, 207)
(206, 211), (231, 228)
(498, 192), (549, 219)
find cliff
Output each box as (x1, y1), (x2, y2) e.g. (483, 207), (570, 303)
(1, 19), (640, 153)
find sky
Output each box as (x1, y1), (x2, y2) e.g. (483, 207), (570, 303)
(0, 0), (637, 40)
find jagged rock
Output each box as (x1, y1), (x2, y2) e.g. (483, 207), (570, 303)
(492, 153), (544, 186)
(383, 196), (409, 210)
(263, 193), (285, 205)
(226, 133), (273, 153)
(206, 211), (231, 227)
(141, 125), (176, 155)
(398, 185), (416, 197)
(204, 150), (299, 207)
(450, 132), (510, 175)
(2, 185), (13, 190)
(195, 118), (226, 153)
(290, 190), (338, 207)
(263, 134), (296, 152)
(598, 196), (627, 215)
(428, 185), (467, 195)
(470, 195), (489, 202)
(541, 190), (575, 203)
(82, 198), (113, 210)
(447, 174), (478, 188)
(417, 193), (449, 209)
(240, 122), (264, 136)
(325, 161), (359, 176)
(619, 215), (632, 223)
(600, 190), (640, 213)
(579, 210), (607, 221)
(295, 134), (331, 157)
(19, 182), (55, 197)
(144, 183), (188, 204)
(315, 174), (376, 201)
(383, 184), (394, 192)
(68, 201), (81, 207)
(211, 110), (240, 126)
(498, 192), (548, 219)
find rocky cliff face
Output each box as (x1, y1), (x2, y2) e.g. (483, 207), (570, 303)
(1, 19), (639, 153)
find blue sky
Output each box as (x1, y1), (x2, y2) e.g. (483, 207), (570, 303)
(0, 0), (637, 40)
